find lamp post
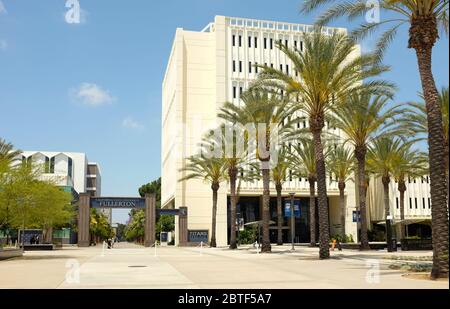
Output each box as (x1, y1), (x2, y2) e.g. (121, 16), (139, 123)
(289, 192), (295, 251)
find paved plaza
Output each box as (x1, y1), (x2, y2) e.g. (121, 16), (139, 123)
(0, 243), (447, 289)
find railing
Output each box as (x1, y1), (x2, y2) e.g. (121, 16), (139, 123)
(226, 16), (346, 35)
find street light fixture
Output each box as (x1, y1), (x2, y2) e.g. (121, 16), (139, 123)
(289, 192), (295, 251)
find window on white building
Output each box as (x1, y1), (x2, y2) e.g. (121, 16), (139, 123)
(415, 198), (418, 209)
(238, 35), (242, 47)
(396, 198), (399, 209)
(232, 35), (236, 47)
(423, 198), (426, 209)
(264, 37), (267, 49)
(233, 60), (236, 72)
(239, 61), (242, 72)
(286, 64), (289, 75)
(270, 38), (273, 49)
(254, 37), (258, 48)
(249, 61), (252, 73)
(233, 86), (237, 99)
(409, 198), (412, 209)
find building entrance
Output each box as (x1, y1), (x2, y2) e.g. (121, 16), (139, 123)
(77, 194), (188, 247)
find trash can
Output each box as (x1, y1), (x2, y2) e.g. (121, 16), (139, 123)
(391, 238), (397, 252)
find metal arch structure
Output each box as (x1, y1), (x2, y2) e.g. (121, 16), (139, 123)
(77, 193), (188, 247)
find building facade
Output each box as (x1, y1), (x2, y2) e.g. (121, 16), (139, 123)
(161, 16), (431, 246)
(17, 151), (110, 223)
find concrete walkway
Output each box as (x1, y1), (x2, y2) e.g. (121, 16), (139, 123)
(0, 243), (447, 289)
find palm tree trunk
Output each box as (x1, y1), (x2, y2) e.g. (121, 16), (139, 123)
(382, 176), (392, 251)
(276, 183), (283, 245)
(261, 167), (271, 252)
(229, 167), (238, 249)
(410, 20), (449, 277)
(311, 129), (330, 259)
(210, 183), (219, 248)
(355, 147), (370, 250)
(308, 177), (316, 247)
(398, 181), (406, 240)
(338, 181), (346, 238)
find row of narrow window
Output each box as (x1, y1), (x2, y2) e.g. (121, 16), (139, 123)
(394, 176), (430, 184)
(232, 60), (296, 76)
(396, 197), (431, 209)
(232, 34), (304, 51)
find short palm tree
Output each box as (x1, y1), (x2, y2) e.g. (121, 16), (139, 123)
(407, 86), (449, 194)
(179, 155), (226, 247)
(302, 0), (449, 280)
(331, 92), (404, 250)
(202, 125), (252, 249)
(256, 30), (392, 259)
(219, 88), (293, 252)
(367, 137), (406, 250)
(271, 148), (290, 245)
(327, 144), (354, 238)
(289, 138), (319, 247)
(392, 145), (428, 239)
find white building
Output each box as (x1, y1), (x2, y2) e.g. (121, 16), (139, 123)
(17, 151), (110, 223)
(161, 16), (432, 246)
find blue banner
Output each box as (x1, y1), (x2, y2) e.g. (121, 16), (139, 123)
(284, 200), (301, 218)
(352, 210), (361, 222)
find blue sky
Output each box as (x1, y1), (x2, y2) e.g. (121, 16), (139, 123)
(0, 1), (448, 223)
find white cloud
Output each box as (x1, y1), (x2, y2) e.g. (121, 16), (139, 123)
(0, 39), (7, 51)
(0, 1), (7, 15)
(122, 116), (144, 130)
(71, 83), (115, 106)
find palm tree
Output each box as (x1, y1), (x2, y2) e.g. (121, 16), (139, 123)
(219, 88), (293, 252)
(0, 138), (21, 166)
(289, 139), (319, 247)
(407, 86), (449, 195)
(331, 92), (404, 250)
(327, 144), (354, 238)
(367, 137), (406, 250)
(179, 155), (226, 247)
(301, 0), (449, 279)
(271, 148), (290, 245)
(256, 30), (391, 259)
(392, 145), (428, 239)
(202, 125), (253, 249)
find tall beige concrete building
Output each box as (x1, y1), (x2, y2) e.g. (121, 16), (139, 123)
(161, 16), (432, 246)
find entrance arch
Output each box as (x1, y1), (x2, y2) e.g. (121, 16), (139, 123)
(77, 193), (188, 247)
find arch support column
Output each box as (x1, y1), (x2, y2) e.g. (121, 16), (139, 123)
(78, 193), (90, 247)
(178, 207), (188, 246)
(144, 194), (156, 247)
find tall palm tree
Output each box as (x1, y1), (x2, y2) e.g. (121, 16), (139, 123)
(179, 155), (226, 247)
(256, 30), (391, 259)
(289, 139), (319, 247)
(367, 137), (406, 250)
(331, 92), (404, 250)
(392, 145), (428, 239)
(302, 0), (449, 279)
(327, 144), (354, 238)
(202, 125), (252, 249)
(271, 148), (290, 245)
(219, 88), (293, 252)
